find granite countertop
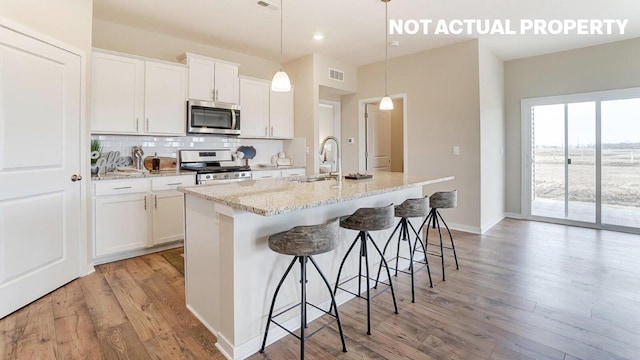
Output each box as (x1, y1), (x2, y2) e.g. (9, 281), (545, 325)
(179, 171), (454, 216)
(91, 169), (195, 181)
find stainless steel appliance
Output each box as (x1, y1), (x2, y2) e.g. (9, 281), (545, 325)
(187, 100), (241, 135)
(179, 149), (251, 185)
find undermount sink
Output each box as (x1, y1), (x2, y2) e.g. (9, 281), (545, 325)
(291, 176), (335, 183)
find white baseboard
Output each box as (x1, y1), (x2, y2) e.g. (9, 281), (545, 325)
(446, 222), (482, 234)
(480, 215), (506, 234)
(504, 212), (522, 219)
(92, 241), (183, 265)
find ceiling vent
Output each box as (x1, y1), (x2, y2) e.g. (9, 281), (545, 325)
(329, 68), (345, 82)
(256, 0), (279, 11)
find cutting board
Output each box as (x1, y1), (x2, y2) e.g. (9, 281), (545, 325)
(143, 156), (177, 171)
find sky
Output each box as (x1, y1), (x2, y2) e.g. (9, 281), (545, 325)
(533, 98), (640, 147)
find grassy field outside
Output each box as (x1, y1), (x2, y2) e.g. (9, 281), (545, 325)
(533, 147), (640, 207)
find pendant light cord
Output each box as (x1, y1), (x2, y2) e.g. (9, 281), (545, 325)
(384, 0), (389, 95)
(280, 0), (284, 70)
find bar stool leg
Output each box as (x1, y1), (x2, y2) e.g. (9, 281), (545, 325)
(394, 219), (404, 277)
(362, 232), (372, 335)
(434, 211), (446, 281)
(260, 256), (299, 353)
(437, 210), (459, 270)
(300, 256), (307, 359)
(405, 222), (416, 302)
(330, 234), (360, 313)
(308, 257), (348, 352)
(366, 233), (399, 314)
(408, 220), (433, 288)
(374, 220), (403, 288)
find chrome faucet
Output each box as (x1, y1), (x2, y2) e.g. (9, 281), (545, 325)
(319, 136), (342, 181)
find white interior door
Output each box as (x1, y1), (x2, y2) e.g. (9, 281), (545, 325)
(366, 104), (391, 171)
(0, 26), (82, 318)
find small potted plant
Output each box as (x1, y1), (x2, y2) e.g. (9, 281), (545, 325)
(91, 139), (102, 174)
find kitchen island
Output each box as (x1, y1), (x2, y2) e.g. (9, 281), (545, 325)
(179, 172), (453, 359)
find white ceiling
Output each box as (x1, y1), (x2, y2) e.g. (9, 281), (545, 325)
(93, 0), (640, 66)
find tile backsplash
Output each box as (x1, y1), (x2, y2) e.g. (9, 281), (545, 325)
(91, 134), (290, 166)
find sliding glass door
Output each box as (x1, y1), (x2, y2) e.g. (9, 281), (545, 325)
(601, 98), (640, 228)
(523, 88), (640, 233)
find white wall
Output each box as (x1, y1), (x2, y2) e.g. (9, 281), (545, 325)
(390, 99), (404, 173)
(92, 19), (279, 79)
(478, 42), (506, 231)
(351, 40), (482, 230)
(504, 37), (640, 214)
(1, 0), (92, 52)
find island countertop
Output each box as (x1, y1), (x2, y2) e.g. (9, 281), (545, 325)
(178, 172), (454, 216)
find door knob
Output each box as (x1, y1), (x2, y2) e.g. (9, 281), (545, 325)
(71, 174), (82, 182)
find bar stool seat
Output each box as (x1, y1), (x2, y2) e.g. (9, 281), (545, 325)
(375, 197), (433, 303)
(418, 190), (460, 281)
(260, 218), (347, 359)
(332, 204), (399, 335)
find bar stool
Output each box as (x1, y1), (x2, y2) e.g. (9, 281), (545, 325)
(417, 190), (459, 281)
(332, 204), (398, 336)
(375, 197), (433, 303)
(260, 218), (347, 359)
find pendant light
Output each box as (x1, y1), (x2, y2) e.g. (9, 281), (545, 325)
(272, 0), (291, 92)
(379, 0), (394, 110)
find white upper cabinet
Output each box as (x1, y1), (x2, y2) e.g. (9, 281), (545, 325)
(240, 77), (270, 137)
(144, 61), (187, 135)
(92, 52), (144, 133)
(179, 53), (239, 104)
(91, 50), (187, 136)
(270, 87), (294, 138)
(214, 62), (240, 104)
(240, 76), (295, 139)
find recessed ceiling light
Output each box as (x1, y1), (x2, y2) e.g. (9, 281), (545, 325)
(313, 33), (325, 41)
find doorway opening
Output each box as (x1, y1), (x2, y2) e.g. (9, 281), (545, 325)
(359, 95), (407, 173)
(522, 88), (640, 233)
(318, 100), (341, 174)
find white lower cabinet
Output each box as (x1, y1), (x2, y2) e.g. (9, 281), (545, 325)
(281, 168), (306, 178)
(93, 175), (195, 260)
(95, 193), (150, 257)
(252, 168), (306, 180)
(152, 190), (185, 245)
(252, 170), (282, 180)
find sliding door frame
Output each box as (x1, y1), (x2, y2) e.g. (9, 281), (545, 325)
(521, 87), (640, 234)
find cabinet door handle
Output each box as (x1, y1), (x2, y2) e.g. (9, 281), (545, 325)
(146, 118), (149, 132)
(270, 126), (274, 136)
(144, 196), (147, 210)
(216, 89), (219, 101)
(154, 194), (157, 209)
(136, 118), (139, 131)
(167, 182), (183, 186)
(264, 126), (268, 136)
(113, 186), (132, 190)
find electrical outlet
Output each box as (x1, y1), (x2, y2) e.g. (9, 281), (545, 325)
(453, 146), (460, 155)
(347, 137), (355, 144)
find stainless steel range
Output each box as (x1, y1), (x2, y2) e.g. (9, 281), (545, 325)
(179, 149), (251, 185)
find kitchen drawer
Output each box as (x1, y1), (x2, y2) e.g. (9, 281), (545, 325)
(94, 179), (150, 196)
(152, 175), (195, 191)
(252, 170), (282, 180)
(281, 168), (306, 178)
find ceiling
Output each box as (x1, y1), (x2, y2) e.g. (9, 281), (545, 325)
(93, 0), (640, 66)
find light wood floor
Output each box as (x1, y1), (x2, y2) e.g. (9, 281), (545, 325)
(2, 218), (640, 359)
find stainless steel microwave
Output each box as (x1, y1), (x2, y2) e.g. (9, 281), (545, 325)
(187, 100), (241, 135)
